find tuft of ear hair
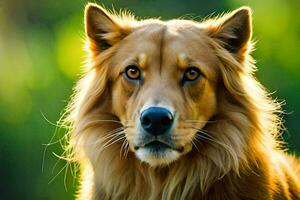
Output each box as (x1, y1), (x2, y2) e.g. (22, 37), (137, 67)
(207, 7), (252, 56)
(84, 3), (132, 53)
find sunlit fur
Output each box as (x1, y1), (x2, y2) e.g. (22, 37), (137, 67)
(63, 3), (300, 199)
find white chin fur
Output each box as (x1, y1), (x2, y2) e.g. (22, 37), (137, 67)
(135, 148), (180, 166)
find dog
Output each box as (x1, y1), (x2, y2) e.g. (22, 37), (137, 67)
(64, 3), (300, 199)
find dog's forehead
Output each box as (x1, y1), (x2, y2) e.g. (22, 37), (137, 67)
(112, 20), (219, 78)
(162, 21), (219, 68)
(134, 21), (219, 75)
(138, 21), (217, 61)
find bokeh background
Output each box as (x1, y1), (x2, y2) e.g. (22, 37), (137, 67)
(0, 0), (299, 199)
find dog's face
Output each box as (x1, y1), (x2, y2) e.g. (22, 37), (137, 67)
(84, 4), (251, 166)
(110, 24), (219, 165)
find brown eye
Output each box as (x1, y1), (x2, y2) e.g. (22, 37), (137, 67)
(124, 65), (141, 80)
(183, 67), (201, 83)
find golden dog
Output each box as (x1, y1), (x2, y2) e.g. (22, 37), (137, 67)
(64, 3), (300, 199)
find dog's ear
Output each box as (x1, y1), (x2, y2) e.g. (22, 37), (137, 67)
(207, 7), (252, 56)
(84, 3), (131, 53)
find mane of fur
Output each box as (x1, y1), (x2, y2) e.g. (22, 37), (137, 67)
(61, 11), (298, 200)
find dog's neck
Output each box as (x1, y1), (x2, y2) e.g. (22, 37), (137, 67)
(83, 149), (263, 200)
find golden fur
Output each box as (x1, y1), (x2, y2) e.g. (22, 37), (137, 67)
(64, 3), (300, 199)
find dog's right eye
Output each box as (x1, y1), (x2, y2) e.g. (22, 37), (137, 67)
(124, 65), (141, 81)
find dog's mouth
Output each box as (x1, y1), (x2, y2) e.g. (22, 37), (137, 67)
(134, 140), (184, 166)
(135, 140), (184, 152)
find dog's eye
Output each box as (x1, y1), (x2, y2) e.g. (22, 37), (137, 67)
(183, 67), (202, 83)
(124, 65), (141, 80)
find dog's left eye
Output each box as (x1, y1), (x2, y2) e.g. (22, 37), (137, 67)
(182, 67), (202, 83)
(124, 65), (141, 80)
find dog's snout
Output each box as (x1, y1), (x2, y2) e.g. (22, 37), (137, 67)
(140, 107), (174, 135)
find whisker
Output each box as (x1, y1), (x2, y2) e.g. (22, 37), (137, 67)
(124, 141), (130, 158)
(120, 139), (129, 158)
(93, 126), (126, 142)
(71, 126), (127, 148)
(95, 132), (127, 160)
(79, 118), (134, 133)
(100, 133), (126, 150)
(184, 119), (228, 123)
(183, 126), (236, 156)
(85, 119), (128, 124)
(99, 133), (124, 148)
(196, 133), (236, 156)
(102, 127), (126, 137)
(194, 129), (214, 140)
(191, 140), (200, 152)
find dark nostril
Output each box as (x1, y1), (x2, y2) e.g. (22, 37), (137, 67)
(141, 116), (151, 127)
(161, 115), (173, 126)
(140, 107), (174, 135)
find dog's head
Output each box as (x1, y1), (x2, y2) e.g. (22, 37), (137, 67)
(72, 4), (256, 168)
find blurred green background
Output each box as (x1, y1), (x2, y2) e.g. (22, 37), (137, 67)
(0, 0), (299, 199)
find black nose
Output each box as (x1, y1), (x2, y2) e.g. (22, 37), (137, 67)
(140, 107), (174, 135)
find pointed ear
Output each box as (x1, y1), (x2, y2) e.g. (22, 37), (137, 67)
(207, 7), (252, 55)
(84, 3), (131, 52)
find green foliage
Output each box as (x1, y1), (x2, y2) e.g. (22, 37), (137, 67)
(0, 0), (299, 199)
